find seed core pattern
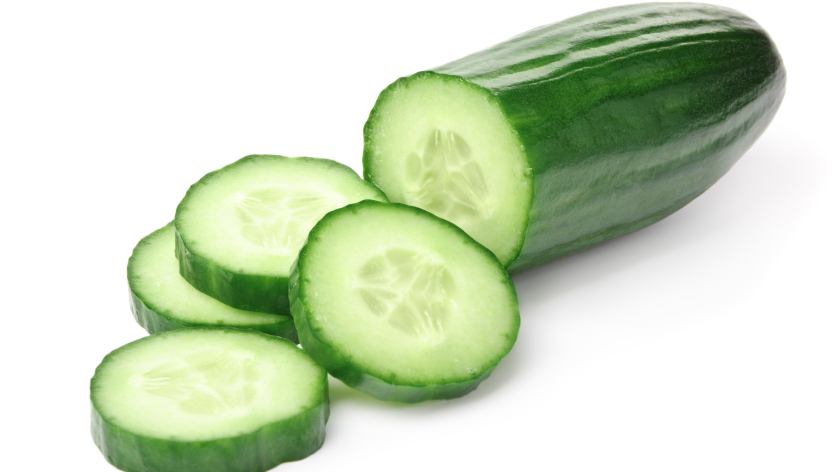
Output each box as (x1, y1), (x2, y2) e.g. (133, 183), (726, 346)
(356, 247), (455, 345)
(138, 351), (259, 415)
(405, 129), (489, 223)
(235, 188), (339, 253)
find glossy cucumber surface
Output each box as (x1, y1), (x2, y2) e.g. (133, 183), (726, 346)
(364, 3), (785, 272)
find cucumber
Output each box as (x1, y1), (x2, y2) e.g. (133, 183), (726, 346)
(128, 223), (298, 341)
(175, 154), (388, 315)
(90, 328), (328, 472)
(290, 200), (519, 403)
(363, 3), (786, 272)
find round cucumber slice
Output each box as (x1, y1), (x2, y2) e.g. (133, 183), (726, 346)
(128, 223), (297, 341)
(90, 328), (328, 472)
(290, 200), (520, 403)
(175, 154), (388, 315)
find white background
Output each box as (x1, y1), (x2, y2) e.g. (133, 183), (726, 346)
(1, 1), (838, 470)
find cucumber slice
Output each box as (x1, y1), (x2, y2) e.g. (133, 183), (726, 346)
(363, 3), (785, 272)
(90, 328), (328, 472)
(175, 154), (388, 315)
(290, 200), (519, 403)
(128, 223), (297, 341)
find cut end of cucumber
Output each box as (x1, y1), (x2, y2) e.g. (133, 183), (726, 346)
(364, 73), (533, 267)
(405, 129), (490, 220)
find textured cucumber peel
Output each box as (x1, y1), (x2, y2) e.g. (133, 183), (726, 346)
(175, 154), (388, 315)
(363, 2), (786, 272)
(128, 223), (297, 341)
(290, 200), (520, 403)
(90, 328), (329, 472)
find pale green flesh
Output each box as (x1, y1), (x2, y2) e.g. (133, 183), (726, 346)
(366, 76), (532, 266)
(129, 223), (285, 327)
(304, 206), (518, 384)
(356, 247), (455, 346)
(92, 330), (323, 441)
(178, 157), (384, 276)
(235, 187), (338, 255)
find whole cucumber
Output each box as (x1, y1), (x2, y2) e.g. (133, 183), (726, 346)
(363, 3), (785, 271)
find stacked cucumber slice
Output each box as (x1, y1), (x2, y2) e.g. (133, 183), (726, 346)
(92, 3), (785, 471)
(175, 154), (388, 315)
(129, 223), (297, 340)
(101, 151), (519, 470)
(100, 154), (394, 470)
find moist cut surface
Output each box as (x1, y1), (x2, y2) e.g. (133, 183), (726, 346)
(291, 201), (520, 402)
(90, 328), (329, 472)
(175, 154), (388, 314)
(363, 74), (533, 267)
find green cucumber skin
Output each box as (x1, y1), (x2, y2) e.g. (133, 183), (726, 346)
(175, 154), (389, 315)
(291, 272), (493, 403)
(175, 226), (291, 316)
(363, 3), (785, 273)
(90, 329), (329, 472)
(289, 201), (519, 403)
(91, 397), (327, 472)
(128, 287), (299, 343)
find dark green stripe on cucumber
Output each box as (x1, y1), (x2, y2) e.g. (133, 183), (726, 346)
(363, 2), (785, 271)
